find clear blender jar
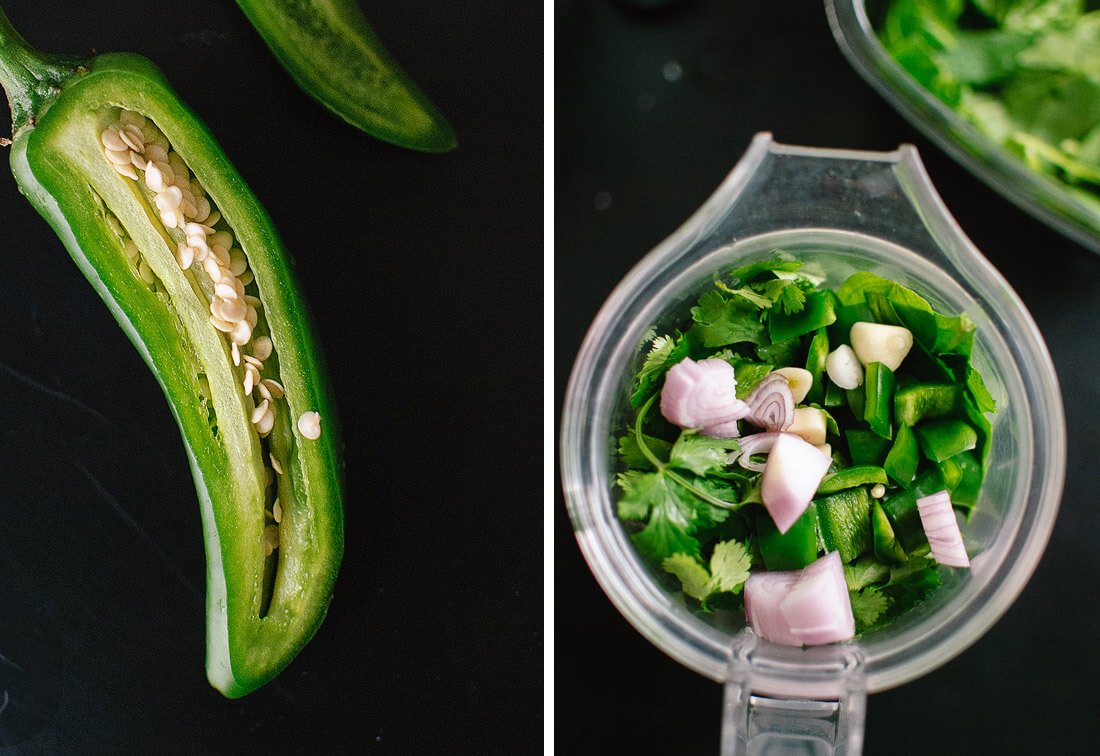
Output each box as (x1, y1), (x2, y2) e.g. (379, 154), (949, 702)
(559, 134), (1065, 754)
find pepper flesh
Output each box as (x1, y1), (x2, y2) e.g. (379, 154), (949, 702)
(863, 361), (896, 439)
(0, 8), (343, 698)
(816, 466), (888, 496)
(883, 422), (919, 487)
(803, 328), (829, 405)
(757, 507), (818, 571)
(815, 486), (872, 564)
(235, 0), (456, 152)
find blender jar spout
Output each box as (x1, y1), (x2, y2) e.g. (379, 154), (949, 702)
(721, 632), (866, 755)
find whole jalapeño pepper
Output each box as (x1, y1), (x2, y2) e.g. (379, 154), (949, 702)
(0, 7), (343, 697)
(236, 0), (457, 152)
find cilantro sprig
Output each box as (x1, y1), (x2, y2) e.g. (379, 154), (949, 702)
(630, 333), (692, 407)
(617, 396), (742, 561)
(662, 540), (752, 604)
(844, 554), (943, 631)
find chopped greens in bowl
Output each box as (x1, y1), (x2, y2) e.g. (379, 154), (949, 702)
(830, 0), (1100, 250)
(881, 0), (1100, 211)
(615, 254), (997, 644)
(562, 139), (1063, 698)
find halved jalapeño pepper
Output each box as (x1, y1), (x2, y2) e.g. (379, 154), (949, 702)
(0, 10), (343, 697)
(235, 0), (456, 152)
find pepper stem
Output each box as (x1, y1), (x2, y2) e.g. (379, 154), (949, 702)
(0, 5), (80, 136)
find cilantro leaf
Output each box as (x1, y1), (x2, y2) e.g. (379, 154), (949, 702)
(888, 553), (937, 583)
(880, 555), (942, 622)
(690, 291), (767, 347)
(958, 89), (1018, 142)
(630, 332), (692, 407)
(1016, 13), (1100, 74)
(1003, 71), (1100, 144)
(617, 469), (731, 562)
(615, 470), (660, 522)
(630, 479), (704, 561)
(689, 474), (744, 508)
(850, 588), (889, 631)
(759, 278), (808, 316)
(844, 556), (890, 592)
(755, 336), (802, 365)
(727, 258), (802, 286)
(638, 334), (678, 377)
(938, 30), (1031, 86)
(661, 539), (752, 603)
(714, 282), (774, 310)
(618, 430), (672, 470)
(841, 553), (944, 632)
(999, 0), (1084, 34)
(662, 554), (712, 601)
(717, 258), (813, 316)
(706, 539), (752, 594)
(777, 283), (808, 315)
(669, 431), (740, 477)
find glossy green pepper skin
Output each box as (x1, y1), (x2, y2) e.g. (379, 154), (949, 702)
(757, 507), (818, 571)
(236, 0), (456, 152)
(816, 465), (888, 496)
(0, 8), (343, 698)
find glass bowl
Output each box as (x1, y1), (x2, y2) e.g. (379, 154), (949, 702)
(826, 0), (1100, 255)
(559, 134), (1065, 752)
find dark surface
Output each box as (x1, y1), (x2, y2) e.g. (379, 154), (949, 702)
(556, 0), (1098, 753)
(0, 0), (541, 753)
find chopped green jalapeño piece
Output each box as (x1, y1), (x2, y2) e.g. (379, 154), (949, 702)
(817, 466), (888, 496)
(916, 420), (978, 462)
(884, 423), (919, 487)
(816, 486), (872, 563)
(864, 362), (896, 439)
(758, 508), (818, 571)
(895, 383), (961, 426)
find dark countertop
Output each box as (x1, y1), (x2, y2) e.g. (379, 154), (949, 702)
(0, 1), (541, 752)
(556, 0), (1099, 752)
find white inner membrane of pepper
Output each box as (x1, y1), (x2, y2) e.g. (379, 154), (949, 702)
(99, 107), (323, 610)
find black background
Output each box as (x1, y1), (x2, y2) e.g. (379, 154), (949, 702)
(557, 0), (1100, 753)
(0, 0), (541, 753)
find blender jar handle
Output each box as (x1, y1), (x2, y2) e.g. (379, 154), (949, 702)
(720, 633), (866, 755)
